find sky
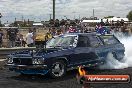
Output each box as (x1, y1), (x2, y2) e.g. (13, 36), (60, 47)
(0, 0), (132, 23)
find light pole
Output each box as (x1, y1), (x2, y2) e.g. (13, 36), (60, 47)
(49, 14), (52, 20)
(93, 9), (95, 20)
(53, 0), (55, 22)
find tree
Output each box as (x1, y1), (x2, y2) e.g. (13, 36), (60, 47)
(127, 10), (132, 21)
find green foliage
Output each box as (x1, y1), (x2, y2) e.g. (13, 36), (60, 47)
(127, 10), (132, 21)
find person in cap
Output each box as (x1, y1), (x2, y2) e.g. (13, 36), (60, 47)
(7, 28), (18, 47)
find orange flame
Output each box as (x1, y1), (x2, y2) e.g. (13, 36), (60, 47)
(78, 66), (86, 76)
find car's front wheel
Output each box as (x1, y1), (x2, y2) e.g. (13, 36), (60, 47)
(49, 60), (66, 78)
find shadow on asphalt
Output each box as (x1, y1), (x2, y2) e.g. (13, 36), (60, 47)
(9, 70), (78, 83)
(8, 68), (116, 83)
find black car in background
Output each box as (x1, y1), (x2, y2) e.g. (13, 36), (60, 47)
(6, 33), (125, 78)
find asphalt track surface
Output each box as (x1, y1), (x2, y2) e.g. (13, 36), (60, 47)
(0, 67), (132, 88)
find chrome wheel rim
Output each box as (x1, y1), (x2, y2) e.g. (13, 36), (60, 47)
(51, 62), (64, 77)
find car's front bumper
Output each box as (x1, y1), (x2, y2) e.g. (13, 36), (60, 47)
(6, 64), (49, 75)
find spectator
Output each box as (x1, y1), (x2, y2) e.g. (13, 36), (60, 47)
(115, 20), (121, 32)
(56, 29), (63, 36)
(26, 29), (34, 47)
(51, 27), (56, 36)
(49, 19), (54, 27)
(110, 20), (115, 30)
(60, 19), (65, 26)
(54, 19), (60, 28)
(100, 19), (105, 26)
(115, 20), (121, 27)
(32, 27), (37, 46)
(66, 19), (70, 27)
(121, 24), (129, 36)
(15, 33), (21, 47)
(105, 19), (110, 26)
(67, 26), (77, 33)
(120, 19), (124, 26)
(0, 29), (3, 48)
(7, 28), (18, 48)
(70, 20), (76, 26)
(19, 34), (26, 47)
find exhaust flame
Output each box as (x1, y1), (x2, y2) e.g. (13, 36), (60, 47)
(78, 66), (86, 76)
(100, 32), (132, 69)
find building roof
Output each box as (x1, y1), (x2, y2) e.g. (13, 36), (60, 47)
(33, 22), (43, 26)
(103, 17), (129, 22)
(82, 19), (101, 23)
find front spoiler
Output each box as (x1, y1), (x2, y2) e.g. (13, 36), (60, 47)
(6, 64), (49, 75)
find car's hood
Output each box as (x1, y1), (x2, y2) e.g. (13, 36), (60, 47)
(8, 48), (62, 58)
(35, 48), (62, 56)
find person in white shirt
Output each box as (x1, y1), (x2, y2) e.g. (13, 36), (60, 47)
(26, 29), (34, 47)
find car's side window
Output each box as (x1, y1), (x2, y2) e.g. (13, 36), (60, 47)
(89, 36), (103, 47)
(77, 36), (90, 47)
(101, 35), (119, 45)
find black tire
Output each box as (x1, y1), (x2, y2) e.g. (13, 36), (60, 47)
(49, 60), (66, 78)
(112, 52), (117, 59)
(112, 52), (125, 61)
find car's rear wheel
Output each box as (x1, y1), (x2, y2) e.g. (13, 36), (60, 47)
(105, 51), (124, 62)
(112, 52), (117, 59)
(49, 60), (66, 78)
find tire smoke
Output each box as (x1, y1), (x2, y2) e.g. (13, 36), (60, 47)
(100, 33), (132, 69)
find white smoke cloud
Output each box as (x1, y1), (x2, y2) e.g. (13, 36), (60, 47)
(100, 33), (132, 69)
(120, 35), (132, 67)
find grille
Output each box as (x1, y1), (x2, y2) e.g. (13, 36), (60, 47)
(13, 58), (32, 65)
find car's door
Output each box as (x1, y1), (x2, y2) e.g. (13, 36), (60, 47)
(69, 35), (101, 66)
(68, 35), (89, 66)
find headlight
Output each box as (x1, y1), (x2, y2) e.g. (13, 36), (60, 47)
(7, 58), (13, 63)
(29, 50), (36, 54)
(32, 58), (44, 64)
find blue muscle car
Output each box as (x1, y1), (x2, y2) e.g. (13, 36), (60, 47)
(6, 33), (125, 78)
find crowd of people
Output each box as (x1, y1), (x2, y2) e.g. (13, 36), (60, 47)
(0, 19), (131, 48)
(0, 28), (28, 48)
(82, 19), (131, 35)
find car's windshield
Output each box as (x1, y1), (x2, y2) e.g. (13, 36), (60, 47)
(46, 35), (76, 48)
